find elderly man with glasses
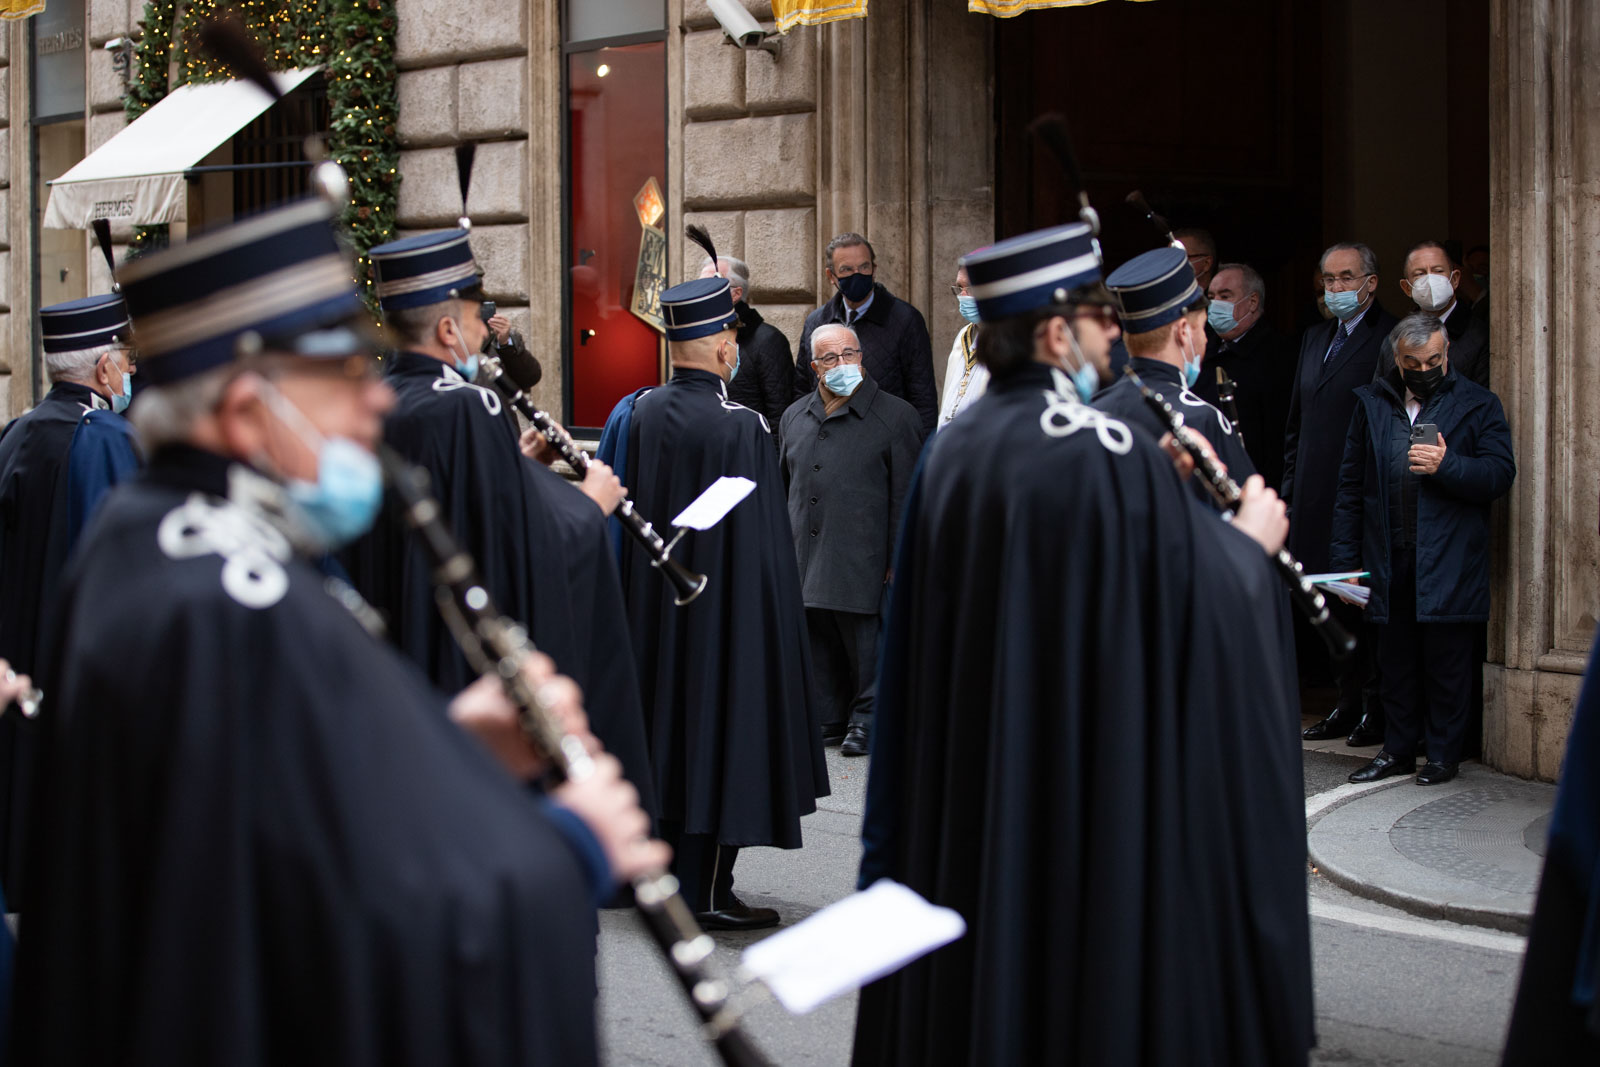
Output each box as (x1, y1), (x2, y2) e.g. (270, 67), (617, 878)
(1287, 241), (1400, 746)
(781, 324), (924, 757)
(794, 232), (938, 434)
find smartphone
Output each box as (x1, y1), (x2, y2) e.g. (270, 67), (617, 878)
(1410, 422), (1439, 447)
(479, 300), (497, 324)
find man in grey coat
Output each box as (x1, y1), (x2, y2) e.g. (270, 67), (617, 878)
(780, 324), (924, 757)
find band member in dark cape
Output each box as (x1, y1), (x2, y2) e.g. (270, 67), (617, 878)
(0, 291), (141, 901)
(606, 253), (828, 930)
(854, 222), (1313, 1065)
(342, 229), (655, 816)
(13, 197), (664, 1066)
(1503, 648), (1600, 1062)
(1092, 246), (1256, 484)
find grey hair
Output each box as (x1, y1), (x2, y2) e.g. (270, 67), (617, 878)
(824, 232), (875, 269)
(45, 342), (115, 384)
(128, 364), (237, 453)
(1388, 312), (1449, 357)
(811, 323), (860, 351)
(700, 255), (750, 296)
(1320, 241), (1379, 278)
(1216, 262), (1265, 306)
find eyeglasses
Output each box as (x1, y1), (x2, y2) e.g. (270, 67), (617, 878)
(814, 347), (864, 369)
(949, 284), (970, 297)
(1071, 305), (1120, 329)
(831, 262), (875, 278)
(1321, 271), (1372, 290)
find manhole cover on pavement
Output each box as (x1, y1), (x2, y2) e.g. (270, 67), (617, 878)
(1388, 782), (1553, 895)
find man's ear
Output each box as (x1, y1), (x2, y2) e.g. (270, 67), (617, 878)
(214, 374), (270, 459)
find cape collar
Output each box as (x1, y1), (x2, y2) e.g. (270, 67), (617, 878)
(1127, 356), (1183, 389)
(668, 365), (730, 398)
(147, 444), (323, 555)
(988, 361), (1057, 394)
(45, 381), (104, 410)
(390, 349), (463, 380)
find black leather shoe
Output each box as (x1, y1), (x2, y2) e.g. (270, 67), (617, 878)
(1346, 712), (1384, 748)
(841, 721), (869, 757)
(1416, 761), (1459, 785)
(1303, 704), (1360, 741)
(821, 722), (848, 746)
(696, 894), (780, 931)
(1348, 750), (1417, 784)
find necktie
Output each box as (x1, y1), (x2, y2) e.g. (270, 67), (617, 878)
(1323, 322), (1348, 366)
(846, 310), (857, 326)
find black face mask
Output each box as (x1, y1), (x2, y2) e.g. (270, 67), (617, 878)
(1401, 364), (1446, 399)
(836, 272), (875, 303)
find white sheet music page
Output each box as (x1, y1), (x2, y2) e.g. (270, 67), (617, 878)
(739, 880), (966, 1015)
(672, 476), (757, 530)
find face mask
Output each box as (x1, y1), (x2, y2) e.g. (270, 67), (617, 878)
(1324, 286), (1365, 321)
(957, 295), (981, 325)
(108, 359), (133, 414)
(1055, 323), (1100, 403)
(447, 320), (479, 381)
(1179, 326), (1202, 388)
(262, 384), (384, 550)
(824, 363), (863, 397)
(1401, 364), (1446, 400)
(725, 343), (741, 382)
(1207, 299), (1238, 335)
(1408, 273), (1454, 312)
(836, 272), (874, 303)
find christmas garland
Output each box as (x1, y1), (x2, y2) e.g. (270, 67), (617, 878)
(122, 1), (399, 310)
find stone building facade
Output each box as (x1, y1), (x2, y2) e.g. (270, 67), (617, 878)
(0, 0), (1593, 782)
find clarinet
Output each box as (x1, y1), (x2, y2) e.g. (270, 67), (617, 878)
(1214, 367), (1247, 450)
(477, 356), (708, 607)
(378, 446), (772, 1067)
(2, 668), (40, 718)
(1125, 371), (1357, 660)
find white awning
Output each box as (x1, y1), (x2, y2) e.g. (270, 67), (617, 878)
(44, 68), (321, 230)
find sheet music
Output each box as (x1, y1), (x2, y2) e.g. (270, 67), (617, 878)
(672, 476), (756, 530)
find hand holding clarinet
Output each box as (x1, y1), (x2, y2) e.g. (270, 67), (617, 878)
(1130, 369), (1357, 659)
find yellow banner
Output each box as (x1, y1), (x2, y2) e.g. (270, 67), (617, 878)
(773, 0), (868, 33)
(970, 0), (1157, 16)
(0, 0), (46, 19)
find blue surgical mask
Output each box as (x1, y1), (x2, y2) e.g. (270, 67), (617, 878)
(1183, 358), (1201, 388)
(454, 353), (480, 382)
(1324, 287), (1364, 321)
(727, 343), (741, 382)
(824, 363), (863, 397)
(286, 438), (385, 550)
(957, 295), (981, 325)
(262, 384), (384, 550)
(1072, 362), (1099, 404)
(109, 360), (133, 414)
(1207, 299), (1237, 335)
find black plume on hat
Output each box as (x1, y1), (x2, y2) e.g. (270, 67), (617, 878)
(686, 223), (719, 272)
(456, 143), (477, 230)
(1027, 113), (1099, 238)
(91, 218), (119, 293)
(198, 15), (282, 104)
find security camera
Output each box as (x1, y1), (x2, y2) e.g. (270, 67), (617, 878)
(104, 37), (129, 51)
(707, 0), (781, 57)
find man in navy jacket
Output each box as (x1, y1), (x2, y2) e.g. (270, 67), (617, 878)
(1331, 313), (1515, 786)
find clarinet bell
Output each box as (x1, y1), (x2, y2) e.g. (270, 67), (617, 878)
(656, 554), (708, 606)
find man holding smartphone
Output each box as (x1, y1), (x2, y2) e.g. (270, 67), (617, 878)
(1329, 313), (1516, 786)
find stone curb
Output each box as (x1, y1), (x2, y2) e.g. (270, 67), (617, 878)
(1305, 771), (1538, 936)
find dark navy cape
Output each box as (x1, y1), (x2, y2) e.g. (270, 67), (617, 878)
(341, 352), (655, 816)
(1504, 648), (1600, 1061)
(1093, 355), (1258, 485)
(14, 446), (602, 1066)
(0, 382), (141, 901)
(854, 362), (1312, 1065)
(612, 367), (827, 847)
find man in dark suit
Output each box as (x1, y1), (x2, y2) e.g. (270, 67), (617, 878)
(1192, 262), (1297, 491)
(1286, 242), (1399, 745)
(793, 233), (938, 434)
(1401, 240), (1489, 388)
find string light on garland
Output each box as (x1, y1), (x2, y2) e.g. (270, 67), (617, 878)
(121, 1), (400, 311)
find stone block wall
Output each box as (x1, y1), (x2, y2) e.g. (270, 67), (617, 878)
(3, 20), (19, 419)
(678, 2), (820, 355)
(393, 0), (561, 414)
